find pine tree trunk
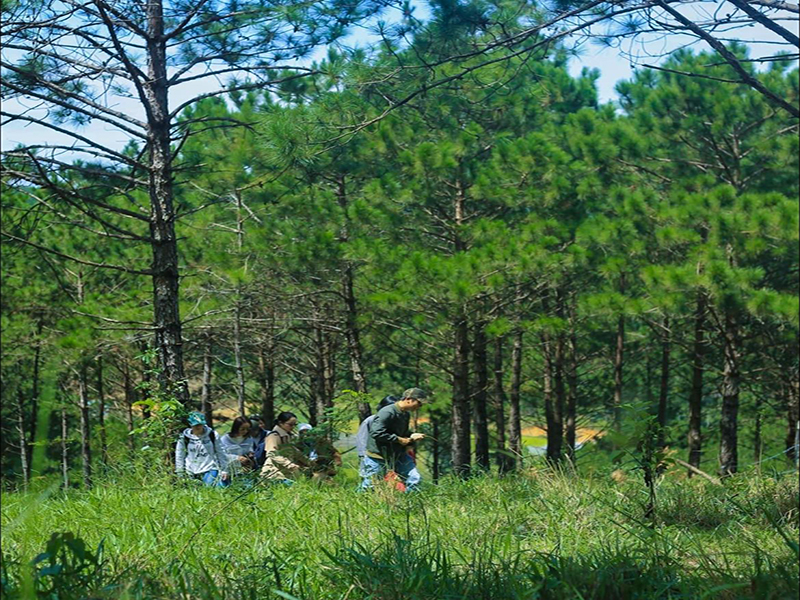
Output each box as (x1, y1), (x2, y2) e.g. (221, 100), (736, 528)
(657, 319), (670, 448)
(146, 0), (189, 405)
(78, 365), (92, 489)
(432, 412), (441, 482)
(322, 328), (336, 411)
(123, 361), (136, 452)
(754, 396), (763, 468)
(61, 407), (69, 491)
(566, 320), (578, 464)
(96, 355), (108, 467)
(493, 337), (510, 473)
(336, 177), (370, 421)
(613, 314), (624, 431)
(139, 342), (152, 420)
(313, 326), (333, 422)
(308, 371), (319, 427)
(718, 309), (740, 477)
(472, 321), (490, 471)
(451, 313), (471, 477)
(687, 294), (706, 474)
(551, 332), (566, 464)
(508, 328), (523, 467)
(258, 344), (275, 429)
(201, 339), (214, 426)
(234, 304), (246, 417)
(26, 318), (44, 479)
(786, 376), (799, 465)
(16, 388), (29, 489)
(342, 263), (370, 421)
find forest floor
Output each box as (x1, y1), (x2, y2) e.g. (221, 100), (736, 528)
(1, 460), (797, 600)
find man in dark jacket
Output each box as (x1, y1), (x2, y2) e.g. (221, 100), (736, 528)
(360, 387), (427, 492)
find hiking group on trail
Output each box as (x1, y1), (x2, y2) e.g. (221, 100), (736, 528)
(174, 387), (428, 491)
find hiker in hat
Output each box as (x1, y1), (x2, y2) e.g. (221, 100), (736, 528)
(175, 411), (230, 487)
(259, 411), (304, 483)
(219, 416), (257, 474)
(360, 388), (427, 492)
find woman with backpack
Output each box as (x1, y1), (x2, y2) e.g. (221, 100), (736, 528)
(259, 411), (305, 484)
(175, 411), (230, 487)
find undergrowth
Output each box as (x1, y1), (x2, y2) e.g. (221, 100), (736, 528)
(1, 470), (797, 599)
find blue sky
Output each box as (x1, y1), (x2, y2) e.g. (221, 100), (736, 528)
(1, 1), (794, 154)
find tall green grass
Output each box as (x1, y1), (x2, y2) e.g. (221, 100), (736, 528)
(2, 469), (797, 599)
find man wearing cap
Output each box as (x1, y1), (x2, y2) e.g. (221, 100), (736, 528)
(361, 388), (427, 492)
(175, 411), (230, 486)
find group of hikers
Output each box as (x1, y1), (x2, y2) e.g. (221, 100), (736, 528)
(174, 387), (428, 492)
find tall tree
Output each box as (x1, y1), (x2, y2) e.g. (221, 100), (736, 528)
(2, 0), (398, 403)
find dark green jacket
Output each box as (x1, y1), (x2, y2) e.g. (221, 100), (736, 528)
(366, 404), (410, 460)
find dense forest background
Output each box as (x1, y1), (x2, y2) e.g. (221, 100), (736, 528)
(2, 0), (798, 489)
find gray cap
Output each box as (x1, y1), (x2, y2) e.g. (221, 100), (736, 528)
(402, 388), (428, 401)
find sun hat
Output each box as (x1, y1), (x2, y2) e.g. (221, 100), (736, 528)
(187, 411), (207, 426)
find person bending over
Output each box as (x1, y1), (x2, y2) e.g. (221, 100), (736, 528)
(361, 388), (427, 492)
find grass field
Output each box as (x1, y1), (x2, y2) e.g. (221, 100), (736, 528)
(1, 457), (798, 600)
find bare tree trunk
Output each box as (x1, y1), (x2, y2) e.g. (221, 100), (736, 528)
(146, 0), (189, 405)
(16, 388), (29, 490)
(508, 328), (523, 468)
(493, 337), (510, 473)
(688, 294), (706, 475)
(657, 319), (670, 449)
(96, 355), (108, 467)
(61, 407), (69, 491)
(234, 304), (246, 417)
(451, 313), (471, 477)
(718, 309), (740, 477)
(258, 344), (275, 429)
(78, 365), (92, 489)
(200, 338), (214, 426)
(472, 321), (490, 471)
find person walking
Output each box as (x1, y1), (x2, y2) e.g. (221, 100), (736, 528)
(259, 411), (304, 484)
(361, 388), (427, 492)
(175, 412), (230, 487)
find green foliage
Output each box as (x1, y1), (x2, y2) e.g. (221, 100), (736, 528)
(1, 472), (798, 599)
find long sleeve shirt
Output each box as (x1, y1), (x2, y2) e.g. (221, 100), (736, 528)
(366, 404), (411, 461)
(259, 426), (303, 480)
(219, 433), (256, 473)
(175, 427), (228, 476)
